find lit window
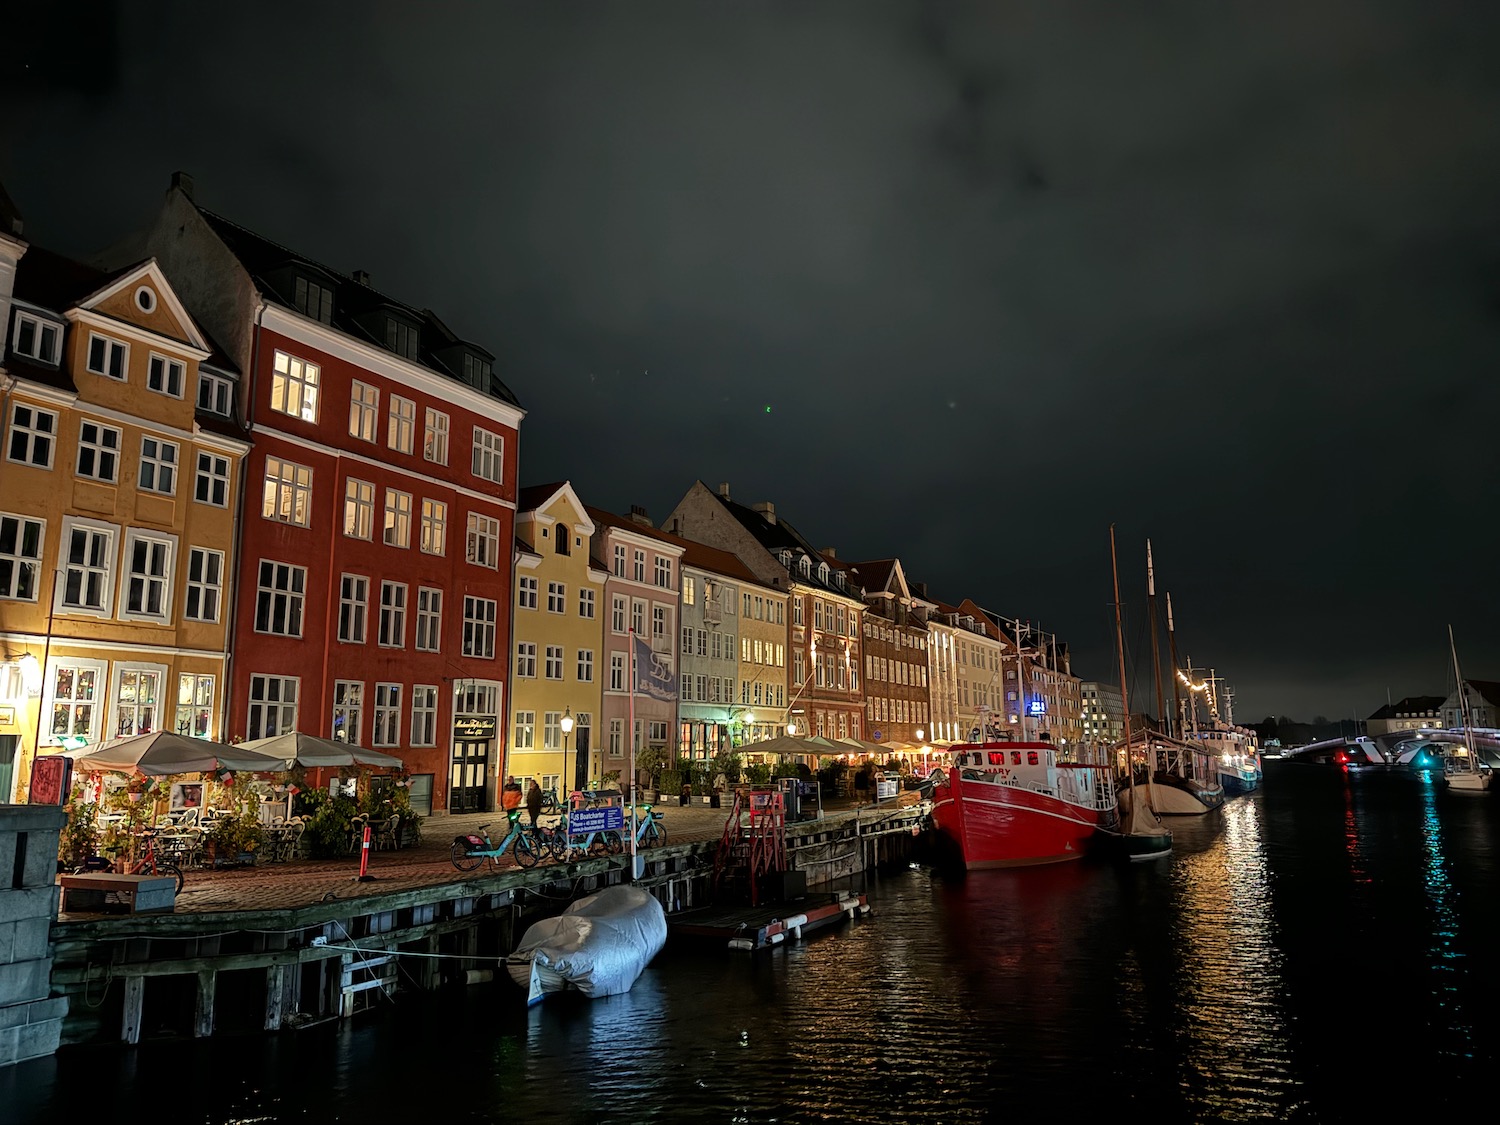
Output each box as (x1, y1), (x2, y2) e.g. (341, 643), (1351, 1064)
(175, 673), (214, 738)
(344, 479), (374, 539)
(349, 381), (378, 441)
(262, 457), (313, 526)
(269, 350), (320, 421)
(421, 499), (447, 555)
(388, 394), (415, 453)
(332, 681), (363, 744)
(383, 489), (411, 547)
(424, 409), (449, 464)
(466, 512), (501, 568)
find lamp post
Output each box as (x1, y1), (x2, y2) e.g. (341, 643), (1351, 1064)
(560, 707), (574, 798)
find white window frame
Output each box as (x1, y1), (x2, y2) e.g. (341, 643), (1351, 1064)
(383, 489), (411, 548)
(546, 581), (566, 614)
(349, 380), (379, 442)
(138, 435), (179, 496)
(42, 656), (108, 747)
(412, 685), (438, 747)
(344, 478), (374, 539)
(332, 680), (364, 744)
(420, 498), (447, 555)
(518, 575), (538, 610)
(184, 546), (223, 623)
(388, 394), (415, 454)
(111, 662), (168, 738)
(269, 350), (320, 422)
(195, 451), (230, 507)
(579, 588), (596, 619)
(76, 419), (122, 483)
(424, 409), (449, 464)
(11, 310), (62, 364)
(58, 516), (117, 618)
(415, 587), (442, 652)
(263, 457), (313, 526)
(466, 512), (501, 569)
(86, 333), (128, 380)
(7, 404), (57, 470)
(610, 653), (625, 692)
(514, 711), (536, 750)
(472, 427), (504, 484)
(516, 641), (538, 678)
(543, 711), (562, 751)
(379, 581), (407, 648)
(146, 352), (187, 398)
(577, 649), (594, 683)
(0, 513), (45, 601)
(611, 595), (626, 634)
(544, 644), (564, 680)
(247, 673), (299, 740)
(338, 574), (369, 643)
(254, 559), (307, 637)
(197, 370), (233, 416)
(119, 528), (176, 623)
(175, 672), (215, 739)
(655, 557), (672, 588)
(613, 545), (626, 577)
(373, 683), (402, 747)
(463, 596), (497, 659)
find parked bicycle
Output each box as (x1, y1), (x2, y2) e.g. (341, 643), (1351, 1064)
(630, 804), (668, 849)
(73, 829), (185, 893)
(539, 787), (560, 813)
(450, 810), (550, 870)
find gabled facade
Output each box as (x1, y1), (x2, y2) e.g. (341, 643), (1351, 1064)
(920, 595), (962, 744)
(510, 482), (605, 793)
(950, 599), (1011, 740)
(1442, 682), (1500, 731)
(0, 248), (248, 800)
(665, 482), (864, 743)
(845, 558), (932, 748)
(138, 176), (523, 815)
(1365, 694), (1445, 736)
(586, 506), (684, 780)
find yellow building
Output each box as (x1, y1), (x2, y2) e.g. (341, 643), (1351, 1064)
(0, 247), (248, 800)
(507, 482), (605, 796)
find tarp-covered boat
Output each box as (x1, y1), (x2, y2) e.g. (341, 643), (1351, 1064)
(505, 885), (666, 1004)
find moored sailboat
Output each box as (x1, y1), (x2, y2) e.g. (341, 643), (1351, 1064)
(1443, 626), (1492, 794)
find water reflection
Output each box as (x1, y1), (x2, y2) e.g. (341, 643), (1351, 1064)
(1417, 774), (1471, 1058)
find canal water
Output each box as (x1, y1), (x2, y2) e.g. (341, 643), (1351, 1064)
(6, 762), (1500, 1124)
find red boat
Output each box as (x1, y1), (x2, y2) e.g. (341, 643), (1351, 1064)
(931, 742), (1118, 868)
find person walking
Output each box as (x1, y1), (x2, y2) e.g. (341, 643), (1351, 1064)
(526, 779), (544, 828)
(502, 777), (523, 813)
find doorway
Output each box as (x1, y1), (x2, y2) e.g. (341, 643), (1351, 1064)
(449, 741), (490, 812)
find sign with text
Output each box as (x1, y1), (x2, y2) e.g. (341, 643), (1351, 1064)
(568, 805), (624, 837)
(452, 716), (497, 740)
(29, 755), (71, 805)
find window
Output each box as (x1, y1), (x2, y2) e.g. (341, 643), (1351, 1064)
(332, 681), (363, 744)
(682, 625), (693, 653)
(147, 354), (186, 397)
(424, 409), (449, 464)
(338, 574), (368, 643)
(518, 576), (538, 609)
(388, 394), (415, 453)
(463, 351), (491, 390)
(255, 560), (306, 636)
(611, 595), (626, 634)
(683, 576), (695, 605)
(61, 521), (114, 613)
(349, 381), (378, 441)
(344, 479), (374, 539)
(412, 685), (438, 747)
(654, 557), (671, 588)
(609, 718), (623, 758)
(175, 673), (214, 738)
(76, 421), (121, 482)
(652, 605), (666, 642)
(463, 596), (496, 658)
(197, 370), (233, 416)
(0, 514), (44, 600)
(294, 275), (333, 323)
(610, 653), (625, 691)
(420, 499), (447, 555)
(385, 318), (419, 360)
(12, 312), (61, 363)
(516, 641), (538, 678)
(415, 587), (442, 651)
(86, 334), (128, 380)
(373, 684), (401, 746)
(48, 661), (102, 744)
(138, 436), (178, 495)
(383, 489), (412, 547)
(577, 649), (594, 682)
(270, 350), (320, 421)
(472, 428), (504, 483)
(379, 581), (407, 647)
(613, 545), (626, 577)
(554, 527), (570, 556)
(514, 711), (536, 750)
(8, 404), (57, 468)
(546, 581), (565, 613)
(579, 588), (596, 619)
(545, 644), (563, 680)
(633, 550), (645, 582)
(122, 531), (173, 621)
(247, 674), (298, 740)
(195, 452), (230, 506)
(263, 457), (312, 526)
(543, 711), (563, 751)
(114, 669), (162, 736)
(632, 600), (644, 636)
(467, 513), (501, 568)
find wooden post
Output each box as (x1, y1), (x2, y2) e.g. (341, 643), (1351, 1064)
(121, 975), (144, 1045)
(265, 964), (285, 1031)
(329, 953), (347, 1019)
(194, 970), (216, 1038)
(421, 936), (440, 991)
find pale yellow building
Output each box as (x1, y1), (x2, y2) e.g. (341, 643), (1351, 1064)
(0, 248), (248, 799)
(508, 482), (605, 795)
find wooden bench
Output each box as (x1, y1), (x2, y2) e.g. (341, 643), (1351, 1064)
(59, 873), (176, 914)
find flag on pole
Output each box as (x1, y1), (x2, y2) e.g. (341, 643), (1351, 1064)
(633, 635), (677, 702)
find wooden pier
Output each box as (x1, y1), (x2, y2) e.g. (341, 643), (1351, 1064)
(669, 890), (871, 951)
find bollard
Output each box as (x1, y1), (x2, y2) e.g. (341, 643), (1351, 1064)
(356, 824), (374, 881)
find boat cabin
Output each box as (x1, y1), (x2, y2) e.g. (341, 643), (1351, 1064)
(954, 743), (1059, 771)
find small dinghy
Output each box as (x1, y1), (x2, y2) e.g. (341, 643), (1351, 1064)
(505, 885), (667, 1005)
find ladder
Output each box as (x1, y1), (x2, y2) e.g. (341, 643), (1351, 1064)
(712, 789), (788, 906)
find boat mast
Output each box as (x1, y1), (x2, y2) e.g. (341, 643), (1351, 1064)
(1449, 624), (1477, 759)
(1167, 592), (1183, 737)
(1147, 540), (1168, 739)
(1015, 617), (1029, 742)
(1109, 526), (1136, 798)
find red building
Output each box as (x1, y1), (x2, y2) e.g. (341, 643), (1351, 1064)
(142, 175), (522, 815)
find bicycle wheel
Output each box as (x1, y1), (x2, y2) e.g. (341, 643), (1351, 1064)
(647, 821), (667, 849)
(604, 829), (625, 855)
(513, 833), (540, 869)
(159, 863), (185, 893)
(545, 831), (568, 862)
(451, 841), (484, 871)
(541, 792), (558, 812)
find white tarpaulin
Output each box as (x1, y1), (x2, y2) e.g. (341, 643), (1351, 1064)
(506, 885), (666, 1003)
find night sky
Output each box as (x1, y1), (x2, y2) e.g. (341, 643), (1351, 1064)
(5, 3), (1499, 723)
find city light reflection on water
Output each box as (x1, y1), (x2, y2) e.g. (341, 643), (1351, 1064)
(8, 766), (1500, 1124)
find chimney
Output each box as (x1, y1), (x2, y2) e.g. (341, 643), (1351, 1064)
(353, 269), (371, 286)
(628, 504), (652, 528)
(915, 581), (929, 599)
(751, 501), (776, 525)
(170, 171), (195, 201)
(717, 482), (731, 499)
(820, 547), (836, 559)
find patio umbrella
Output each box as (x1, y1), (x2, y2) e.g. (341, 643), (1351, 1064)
(71, 731), (288, 776)
(237, 731), (404, 770)
(837, 736), (885, 755)
(741, 734), (837, 761)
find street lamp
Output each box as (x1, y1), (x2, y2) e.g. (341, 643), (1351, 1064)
(560, 707), (574, 797)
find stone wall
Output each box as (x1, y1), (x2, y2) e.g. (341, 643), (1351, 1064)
(0, 805), (67, 1067)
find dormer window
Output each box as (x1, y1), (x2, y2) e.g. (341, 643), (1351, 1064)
(11, 310), (62, 365)
(798, 556), (812, 577)
(817, 563), (829, 583)
(779, 549), (793, 569)
(293, 275), (334, 324)
(197, 369), (234, 417)
(835, 572), (846, 590)
(463, 351), (492, 391)
(386, 316), (420, 361)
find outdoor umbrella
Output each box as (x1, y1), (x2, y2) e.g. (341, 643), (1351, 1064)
(741, 734), (837, 762)
(837, 736), (885, 755)
(236, 731), (404, 770)
(71, 731), (288, 776)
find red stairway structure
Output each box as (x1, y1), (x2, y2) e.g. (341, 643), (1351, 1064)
(713, 789), (787, 906)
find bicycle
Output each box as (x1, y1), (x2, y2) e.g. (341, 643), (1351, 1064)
(539, 787), (560, 813)
(630, 804), (668, 849)
(450, 810), (550, 870)
(73, 829), (185, 893)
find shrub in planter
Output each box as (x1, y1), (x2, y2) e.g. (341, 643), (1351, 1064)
(745, 763), (772, 787)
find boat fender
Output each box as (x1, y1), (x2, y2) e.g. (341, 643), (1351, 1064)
(768, 931), (785, 944)
(858, 904), (871, 915)
(464, 969), (494, 985)
(845, 907), (857, 921)
(728, 938), (755, 952)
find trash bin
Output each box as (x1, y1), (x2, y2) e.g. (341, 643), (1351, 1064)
(778, 776), (801, 820)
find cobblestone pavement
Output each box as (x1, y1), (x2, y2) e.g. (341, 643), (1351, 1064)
(57, 797), (883, 918)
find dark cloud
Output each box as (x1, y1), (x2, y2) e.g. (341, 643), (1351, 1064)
(5, 0), (1500, 721)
